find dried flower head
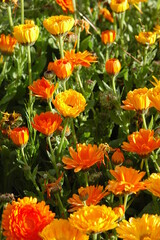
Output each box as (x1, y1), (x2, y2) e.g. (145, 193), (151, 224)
(45, 173), (64, 199)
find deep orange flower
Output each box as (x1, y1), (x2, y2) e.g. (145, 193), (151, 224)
(2, 197), (55, 240)
(145, 173), (160, 198)
(31, 112), (62, 136)
(135, 31), (156, 45)
(101, 30), (116, 44)
(28, 77), (57, 100)
(99, 8), (114, 23)
(13, 24), (39, 44)
(105, 58), (121, 75)
(53, 89), (86, 118)
(106, 166), (146, 195)
(48, 59), (73, 80)
(148, 86), (160, 111)
(110, 0), (129, 13)
(68, 185), (108, 212)
(64, 49), (97, 68)
(0, 34), (17, 55)
(121, 129), (160, 157)
(62, 143), (104, 172)
(10, 127), (29, 146)
(55, 0), (74, 13)
(111, 148), (124, 165)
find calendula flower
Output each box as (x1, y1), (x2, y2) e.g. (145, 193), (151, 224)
(39, 219), (89, 240)
(135, 31), (156, 45)
(145, 173), (160, 198)
(0, 34), (17, 55)
(24, 19), (35, 25)
(62, 143), (104, 172)
(43, 15), (74, 35)
(99, 8), (114, 23)
(69, 205), (118, 234)
(0, 111), (22, 132)
(106, 166), (146, 195)
(111, 148), (124, 165)
(148, 86), (160, 111)
(113, 205), (125, 219)
(53, 89), (86, 118)
(45, 173), (64, 199)
(110, 0), (129, 13)
(121, 129), (160, 157)
(28, 77), (57, 100)
(2, 197), (55, 240)
(128, 0), (147, 3)
(105, 58), (121, 75)
(10, 127), (29, 147)
(68, 185), (108, 212)
(116, 214), (160, 240)
(55, 0), (74, 13)
(101, 30), (116, 44)
(121, 87), (152, 111)
(64, 49), (97, 68)
(31, 112), (62, 136)
(75, 19), (90, 34)
(48, 59), (73, 80)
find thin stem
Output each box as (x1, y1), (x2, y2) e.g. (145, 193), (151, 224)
(47, 136), (59, 177)
(75, 70), (85, 95)
(124, 194), (129, 211)
(48, 99), (54, 112)
(113, 12), (117, 33)
(21, 0), (24, 24)
(141, 112), (147, 129)
(92, 233), (98, 240)
(57, 118), (69, 156)
(111, 75), (116, 94)
(7, 5), (13, 30)
(144, 158), (150, 177)
(143, 46), (148, 66)
(76, 27), (81, 52)
(55, 193), (67, 218)
(152, 157), (160, 173)
(72, 0), (77, 19)
(0, 61), (7, 87)
(27, 45), (32, 107)
(84, 172), (89, 187)
(70, 118), (77, 146)
(21, 146), (28, 165)
(58, 35), (64, 58)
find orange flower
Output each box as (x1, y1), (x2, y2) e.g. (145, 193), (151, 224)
(135, 31), (156, 45)
(31, 112), (62, 136)
(2, 197), (55, 240)
(62, 143), (104, 172)
(105, 58), (121, 75)
(64, 49), (97, 68)
(28, 77), (57, 100)
(121, 87), (152, 111)
(121, 129), (160, 157)
(148, 86), (160, 111)
(48, 59), (73, 80)
(53, 89), (86, 118)
(10, 127), (29, 146)
(0, 34), (17, 55)
(101, 30), (116, 44)
(111, 148), (124, 165)
(110, 0), (129, 13)
(55, 0), (74, 13)
(145, 173), (160, 198)
(68, 185), (108, 212)
(45, 173), (64, 199)
(99, 8), (114, 23)
(106, 166), (146, 195)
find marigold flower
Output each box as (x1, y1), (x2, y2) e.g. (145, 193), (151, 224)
(116, 214), (160, 240)
(10, 127), (29, 146)
(106, 166), (146, 195)
(135, 31), (156, 45)
(145, 173), (160, 198)
(64, 49), (97, 68)
(31, 112), (62, 136)
(68, 185), (108, 212)
(69, 205), (118, 234)
(2, 197), (55, 240)
(99, 8), (114, 23)
(0, 34), (17, 55)
(28, 77), (57, 100)
(111, 148), (124, 165)
(13, 24), (39, 45)
(48, 59), (73, 80)
(39, 219), (89, 240)
(121, 87), (152, 111)
(43, 15), (74, 35)
(62, 143), (104, 172)
(53, 89), (86, 118)
(148, 86), (160, 111)
(121, 129), (160, 157)
(110, 0), (129, 13)
(105, 58), (121, 75)
(101, 30), (116, 44)
(55, 0), (74, 13)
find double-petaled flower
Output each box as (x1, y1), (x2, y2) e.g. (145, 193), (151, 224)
(55, 0), (74, 13)
(135, 31), (156, 45)
(48, 59), (73, 80)
(110, 0), (129, 13)
(0, 34), (17, 55)
(148, 86), (160, 112)
(145, 173), (160, 198)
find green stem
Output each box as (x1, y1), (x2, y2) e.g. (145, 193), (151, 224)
(76, 27), (81, 52)
(0, 61), (7, 87)
(57, 118), (69, 156)
(70, 118), (77, 146)
(84, 172), (89, 187)
(124, 194), (128, 211)
(111, 75), (116, 94)
(48, 99), (54, 112)
(143, 46), (148, 66)
(47, 136), (58, 177)
(72, 0), (77, 19)
(75, 70), (85, 95)
(106, 45), (109, 61)
(144, 158), (150, 177)
(21, 146), (28, 165)
(92, 233), (98, 240)
(21, 0), (24, 24)
(141, 112), (147, 129)
(27, 45), (32, 108)
(152, 157), (160, 173)
(7, 5), (13, 30)
(58, 35), (64, 58)
(55, 192), (67, 218)
(113, 12), (117, 33)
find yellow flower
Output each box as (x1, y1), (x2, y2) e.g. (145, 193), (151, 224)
(110, 0), (129, 13)
(135, 31), (156, 45)
(39, 219), (89, 240)
(0, 34), (17, 55)
(148, 86), (160, 111)
(145, 173), (160, 198)
(13, 24), (39, 45)
(116, 214), (160, 240)
(69, 205), (118, 234)
(43, 15), (74, 35)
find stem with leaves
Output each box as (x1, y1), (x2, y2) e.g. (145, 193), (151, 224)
(47, 136), (59, 177)
(57, 117), (69, 156)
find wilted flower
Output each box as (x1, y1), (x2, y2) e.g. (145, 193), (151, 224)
(10, 127), (29, 147)
(99, 8), (114, 23)
(0, 111), (22, 135)
(48, 59), (73, 80)
(135, 31), (156, 45)
(2, 197), (55, 240)
(101, 30), (116, 44)
(75, 19), (90, 34)
(145, 173), (160, 198)
(110, 0), (129, 13)
(55, 0), (74, 13)
(148, 86), (160, 111)
(62, 143), (104, 172)
(105, 58), (121, 75)
(111, 148), (124, 165)
(0, 34), (17, 55)
(45, 173), (64, 199)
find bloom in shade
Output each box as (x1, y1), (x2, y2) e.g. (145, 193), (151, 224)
(48, 59), (73, 80)
(64, 49), (97, 68)
(105, 58), (121, 75)
(148, 86), (160, 111)
(28, 77), (57, 100)
(110, 0), (129, 13)
(121, 129), (160, 157)
(10, 127), (29, 146)
(39, 219), (89, 240)
(69, 205), (118, 234)
(0, 34), (17, 55)
(116, 214), (160, 240)
(31, 112), (62, 136)
(135, 31), (156, 45)
(43, 15), (74, 35)
(13, 24), (39, 44)
(106, 166), (146, 195)
(53, 89), (86, 118)
(145, 173), (160, 198)
(111, 148), (124, 165)
(101, 30), (116, 44)
(2, 197), (55, 240)
(99, 8), (114, 23)
(68, 185), (108, 212)
(62, 143), (104, 172)
(121, 87), (152, 111)
(55, 0), (74, 13)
